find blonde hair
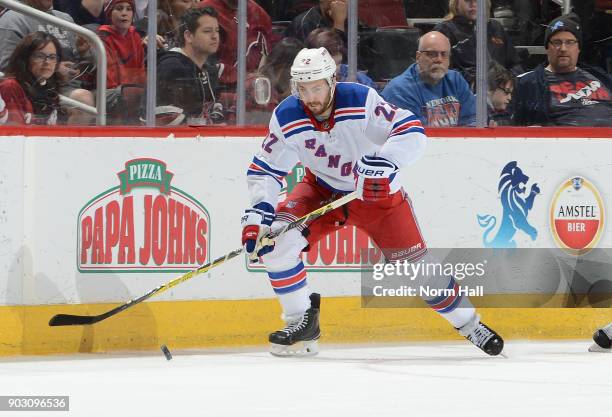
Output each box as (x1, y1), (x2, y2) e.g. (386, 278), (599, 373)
(445, 0), (491, 20)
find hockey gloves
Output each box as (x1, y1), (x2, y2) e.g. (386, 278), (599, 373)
(355, 155), (398, 202)
(241, 203), (276, 261)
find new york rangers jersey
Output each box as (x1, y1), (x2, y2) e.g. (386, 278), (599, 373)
(247, 82), (427, 210)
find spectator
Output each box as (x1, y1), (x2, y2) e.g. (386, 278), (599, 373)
(284, 0), (346, 45)
(0, 0), (95, 124)
(513, 13), (612, 127)
(381, 31), (476, 127)
(135, 0), (197, 50)
(433, 0), (522, 87)
(54, 0), (105, 25)
(98, 0), (146, 123)
(0, 31), (61, 125)
(487, 61), (513, 126)
(306, 28), (378, 90)
(156, 7), (223, 125)
(197, 0), (272, 86)
(245, 37), (302, 124)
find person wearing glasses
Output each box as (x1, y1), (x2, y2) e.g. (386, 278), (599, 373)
(513, 14), (612, 127)
(487, 61), (513, 126)
(0, 0), (95, 124)
(381, 31), (476, 127)
(0, 31), (61, 125)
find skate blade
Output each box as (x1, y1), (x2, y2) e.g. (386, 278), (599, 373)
(269, 340), (319, 357)
(588, 343), (611, 353)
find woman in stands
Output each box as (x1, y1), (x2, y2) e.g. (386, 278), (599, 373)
(306, 28), (378, 90)
(135, 0), (197, 50)
(0, 31), (61, 125)
(245, 37), (303, 124)
(159, 0), (197, 48)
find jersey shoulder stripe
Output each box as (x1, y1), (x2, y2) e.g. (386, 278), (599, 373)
(246, 156), (287, 186)
(334, 106), (366, 123)
(390, 114), (425, 137)
(281, 118), (315, 138)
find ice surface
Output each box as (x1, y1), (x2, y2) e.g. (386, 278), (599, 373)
(0, 340), (609, 417)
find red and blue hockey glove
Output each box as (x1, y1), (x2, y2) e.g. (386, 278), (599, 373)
(355, 155), (398, 202)
(241, 203), (276, 261)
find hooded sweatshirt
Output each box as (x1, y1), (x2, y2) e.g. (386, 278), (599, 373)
(157, 48), (220, 122)
(97, 24), (145, 89)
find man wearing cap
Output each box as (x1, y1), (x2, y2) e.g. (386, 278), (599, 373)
(512, 13), (612, 126)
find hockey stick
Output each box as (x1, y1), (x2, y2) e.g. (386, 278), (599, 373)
(49, 192), (358, 326)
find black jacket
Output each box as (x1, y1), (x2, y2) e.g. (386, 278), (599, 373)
(284, 7), (347, 45)
(157, 49), (220, 121)
(434, 16), (522, 86)
(512, 64), (612, 126)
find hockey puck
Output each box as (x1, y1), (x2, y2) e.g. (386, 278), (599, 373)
(160, 344), (172, 361)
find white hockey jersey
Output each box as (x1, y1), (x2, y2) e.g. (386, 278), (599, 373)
(247, 82), (427, 210)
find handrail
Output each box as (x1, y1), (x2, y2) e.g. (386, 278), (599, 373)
(59, 94), (97, 115)
(0, 0), (107, 125)
(144, 0), (157, 126)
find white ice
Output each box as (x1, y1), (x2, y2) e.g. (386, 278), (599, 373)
(0, 340), (610, 417)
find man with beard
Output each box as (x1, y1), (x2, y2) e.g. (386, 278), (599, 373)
(512, 13), (612, 127)
(240, 47), (504, 358)
(381, 31), (475, 127)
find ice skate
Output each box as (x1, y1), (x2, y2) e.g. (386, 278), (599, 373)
(269, 293), (321, 357)
(589, 325), (611, 353)
(458, 315), (504, 356)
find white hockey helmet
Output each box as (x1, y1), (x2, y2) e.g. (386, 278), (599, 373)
(290, 47), (337, 95)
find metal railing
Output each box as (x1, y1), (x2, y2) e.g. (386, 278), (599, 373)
(0, 0), (107, 125)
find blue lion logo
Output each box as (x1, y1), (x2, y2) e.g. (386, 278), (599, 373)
(477, 161), (540, 248)
(551, 21), (565, 31)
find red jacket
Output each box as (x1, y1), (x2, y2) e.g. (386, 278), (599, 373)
(98, 25), (145, 89)
(0, 78), (57, 125)
(197, 0), (272, 85)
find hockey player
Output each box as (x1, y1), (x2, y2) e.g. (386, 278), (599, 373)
(590, 322), (612, 352)
(241, 47), (504, 357)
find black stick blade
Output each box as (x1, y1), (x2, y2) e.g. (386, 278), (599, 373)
(49, 314), (98, 326)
